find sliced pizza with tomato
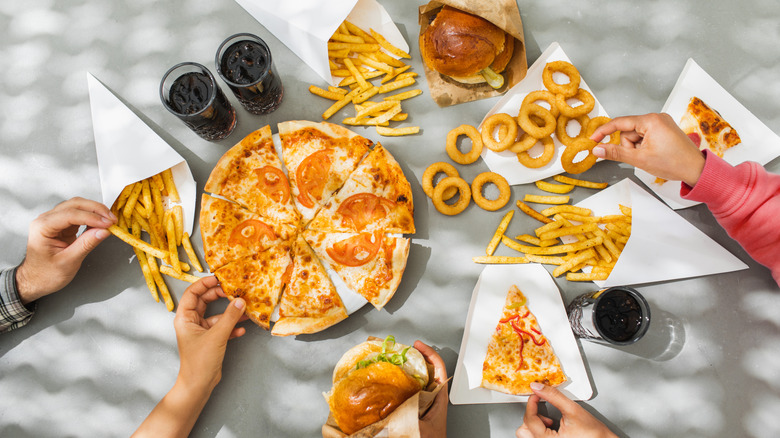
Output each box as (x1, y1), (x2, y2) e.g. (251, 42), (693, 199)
(278, 121), (372, 224)
(214, 243), (293, 331)
(199, 194), (295, 271)
(481, 285), (567, 395)
(307, 144), (415, 235)
(204, 125), (300, 225)
(679, 96), (741, 158)
(271, 235), (349, 336)
(303, 229), (409, 310)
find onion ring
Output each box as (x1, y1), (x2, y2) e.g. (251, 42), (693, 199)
(422, 162), (459, 200)
(555, 88), (595, 118)
(522, 90), (560, 118)
(586, 116), (621, 144)
(471, 172), (511, 211)
(481, 113), (518, 152)
(517, 103), (556, 139)
(542, 61), (581, 97)
(446, 124), (483, 165)
(561, 138), (598, 174)
(509, 132), (537, 153)
(516, 135), (555, 168)
(432, 176), (471, 216)
(556, 114), (590, 147)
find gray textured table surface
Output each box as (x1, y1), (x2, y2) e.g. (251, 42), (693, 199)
(2, 1), (780, 437)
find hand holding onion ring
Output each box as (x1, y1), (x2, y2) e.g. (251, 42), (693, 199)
(561, 138), (599, 174)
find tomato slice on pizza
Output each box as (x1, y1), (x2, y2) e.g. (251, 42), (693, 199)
(278, 121), (371, 224)
(271, 235), (349, 336)
(308, 144), (415, 234)
(204, 125), (300, 225)
(481, 285), (567, 395)
(199, 194), (295, 271)
(679, 96), (741, 158)
(303, 229), (409, 310)
(214, 244), (293, 331)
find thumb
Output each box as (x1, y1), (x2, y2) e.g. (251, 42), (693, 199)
(213, 298), (246, 338)
(530, 382), (580, 416)
(61, 227), (111, 264)
(592, 143), (640, 166)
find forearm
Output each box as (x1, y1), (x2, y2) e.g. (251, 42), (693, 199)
(132, 377), (213, 438)
(0, 267), (36, 333)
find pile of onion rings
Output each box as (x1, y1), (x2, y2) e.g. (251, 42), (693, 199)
(423, 158), (511, 215)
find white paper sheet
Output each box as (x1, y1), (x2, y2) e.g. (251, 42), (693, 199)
(234, 0), (409, 85)
(450, 264), (592, 404)
(569, 179), (749, 287)
(480, 42), (609, 185)
(636, 58), (780, 209)
(88, 72), (196, 234)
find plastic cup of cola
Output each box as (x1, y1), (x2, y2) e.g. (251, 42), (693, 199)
(160, 62), (237, 141)
(566, 286), (651, 346)
(215, 33), (284, 115)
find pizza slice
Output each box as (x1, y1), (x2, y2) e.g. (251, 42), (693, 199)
(307, 144), (415, 234)
(214, 243), (292, 330)
(199, 194), (296, 271)
(204, 125), (300, 225)
(303, 229), (409, 310)
(481, 285), (567, 395)
(271, 235), (349, 336)
(679, 96), (741, 158)
(278, 120), (372, 224)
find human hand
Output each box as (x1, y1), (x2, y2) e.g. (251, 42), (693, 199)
(174, 276), (248, 396)
(516, 382), (616, 438)
(415, 340), (448, 438)
(590, 113), (706, 186)
(16, 197), (116, 304)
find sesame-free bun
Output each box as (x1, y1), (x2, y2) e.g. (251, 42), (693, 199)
(420, 6), (514, 84)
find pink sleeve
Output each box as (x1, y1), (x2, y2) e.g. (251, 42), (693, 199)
(681, 150), (780, 286)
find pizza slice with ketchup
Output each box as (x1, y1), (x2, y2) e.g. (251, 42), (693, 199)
(271, 235), (349, 336)
(481, 285), (567, 395)
(199, 194), (295, 271)
(680, 96), (741, 157)
(278, 121), (372, 224)
(307, 144), (415, 235)
(214, 243), (292, 331)
(204, 125), (300, 225)
(303, 229), (409, 310)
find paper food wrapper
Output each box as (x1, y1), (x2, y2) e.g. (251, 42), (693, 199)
(87, 73), (196, 234)
(234, 0), (409, 85)
(418, 0), (528, 107)
(568, 179), (748, 287)
(450, 264), (592, 404)
(321, 337), (446, 438)
(480, 42), (609, 185)
(636, 58), (780, 209)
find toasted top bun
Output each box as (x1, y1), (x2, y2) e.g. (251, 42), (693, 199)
(420, 6), (513, 81)
(326, 339), (429, 434)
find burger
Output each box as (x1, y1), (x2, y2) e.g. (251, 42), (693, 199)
(325, 336), (429, 435)
(420, 5), (515, 89)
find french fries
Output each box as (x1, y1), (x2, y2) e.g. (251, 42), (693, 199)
(308, 20), (421, 135)
(108, 168), (205, 311)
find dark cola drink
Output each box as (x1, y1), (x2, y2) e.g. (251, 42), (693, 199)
(567, 286), (650, 345)
(216, 33), (284, 115)
(160, 62), (236, 141)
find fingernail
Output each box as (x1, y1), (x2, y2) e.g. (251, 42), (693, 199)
(592, 146), (606, 158)
(108, 211), (118, 222)
(233, 298), (245, 309)
(530, 382), (544, 391)
(95, 229), (110, 240)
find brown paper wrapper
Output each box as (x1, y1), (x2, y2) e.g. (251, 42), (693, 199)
(418, 0), (528, 107)
(321, 338), (447, 438)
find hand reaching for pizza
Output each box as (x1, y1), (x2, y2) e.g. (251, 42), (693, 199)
(590, 113), (706, 187)
(415, 341), (449, 438)
(16, 197), (116, 304)
(133, 276), (248, 438)
(516, 382), (617, 438)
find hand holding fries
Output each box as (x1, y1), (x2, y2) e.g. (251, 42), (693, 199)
(109, 168), (204, 311)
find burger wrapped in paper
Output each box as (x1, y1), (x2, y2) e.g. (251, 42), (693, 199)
(420, 5), (514, 89)
(325, 336), (429, 435)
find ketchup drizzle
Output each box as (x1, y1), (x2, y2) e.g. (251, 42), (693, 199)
(499, 313), (547, 370)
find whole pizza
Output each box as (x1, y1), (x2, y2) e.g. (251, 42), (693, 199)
(200, 122), (414, 336)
